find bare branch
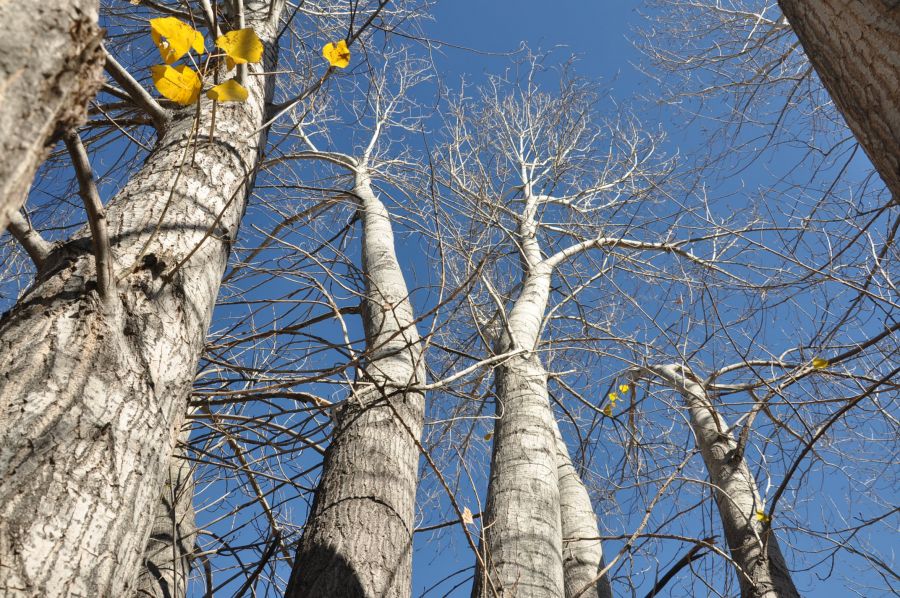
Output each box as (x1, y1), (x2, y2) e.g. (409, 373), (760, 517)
(63, 131), (116, 306)
(7, 211), (51, 269)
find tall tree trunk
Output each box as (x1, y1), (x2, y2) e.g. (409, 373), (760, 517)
(474, 265), (566, 598)
(778, 0), (900, 200)
(286, 172), (425, 597)
(646, 365), (800, 598)
(134, 441), (196, 598)
(0, 4), (282, 595)
(0, 0), (104, 236)
(554, 421), (613, 598)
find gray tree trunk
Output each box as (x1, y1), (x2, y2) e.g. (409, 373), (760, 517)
(778, 0), (900, 200)
(0, 3), (281, 595)
(286, 173), (425, 597)
(134, 441), (197, 598)
(473, 265), (566, 598)
(554, 421), (613, 598)
(647, 365), (800, 598)
(0, 0), (104, 237)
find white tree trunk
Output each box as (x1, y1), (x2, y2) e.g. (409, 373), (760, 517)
(778, 0), (900, 200)
(286, 173), (425, 597)
(0, 4), (281, 595)
(474, 265), (566, 598)
(554, 421), (613, 598)
(0, 0), (104, 236)
(134, 442), (196, 598)
(647, 365), (800, 598)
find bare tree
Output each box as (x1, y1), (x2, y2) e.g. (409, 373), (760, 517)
(641, 364), (799, 598)
(284, 58), (429, 596)
(0, 1), (104, 236)
(436, 59), (675, 597)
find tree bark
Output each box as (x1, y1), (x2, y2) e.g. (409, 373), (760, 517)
(286, 173), (425, 597)
(778, 0), (900, 200)
(473, 265), (566, 598)
(647, 365), (800, 598)
(0, 0), (104, 237)
(0, 3), (281, 595)
(134, 441), (196, 598)
(554, 421), (613, 598)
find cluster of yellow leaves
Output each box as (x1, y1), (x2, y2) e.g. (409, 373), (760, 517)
(149, 17), (263, 106)
(217, 29), (264, 70)
(151, 17), (204, 64)
(322, 40), (351, 68)
(603, 383), (630, 416)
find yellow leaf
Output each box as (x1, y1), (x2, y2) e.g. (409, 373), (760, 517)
(483, 432), (493, 441)
(608, 392), (618, 402)
(603, 404), (613, 416)
(462, 507), (474, 525)
(755, 510), (771, 524)
(322, 40), (351, 68)
(207, 79), (249, 102)
(812, 357), (829, 369)
(150, 17), (205, 65)
(151, 64), (201, 106)
(216, 28), (264, 70)
(619, 384), (630, 394)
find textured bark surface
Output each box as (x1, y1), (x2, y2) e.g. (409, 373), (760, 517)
(474, 264), (566, 598)
(778, 0), (900, 199)
(649, 365), (799, 598)
(554, 422), (612, 598)
(286, 174), (425, 598)
(0, 4), (280, 595)
(134, 443), (196, 598)
(0, 0), (104, 236)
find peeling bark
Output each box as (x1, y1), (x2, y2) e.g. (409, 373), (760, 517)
(554, 422), (613, 598)
(286, 173), (425, 597)
(647, 365), (800, 598)
(0, 3), (282, 595)
(0, 0), (104, 236)
(778, 0), (900, 200)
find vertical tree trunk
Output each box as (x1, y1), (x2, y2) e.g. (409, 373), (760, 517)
(554, 422), (613, 598)
(286, 173), (425, 597)
(474, 265), (566, 598)
(0, 0), (104, 236)
(0, 4), (281, 595)
(778, 0), (900, 200)
(647, 365), (800, 598)
(134, 442), (196, 598)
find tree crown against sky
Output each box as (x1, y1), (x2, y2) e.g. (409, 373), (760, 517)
(0, 1), (896, 597)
